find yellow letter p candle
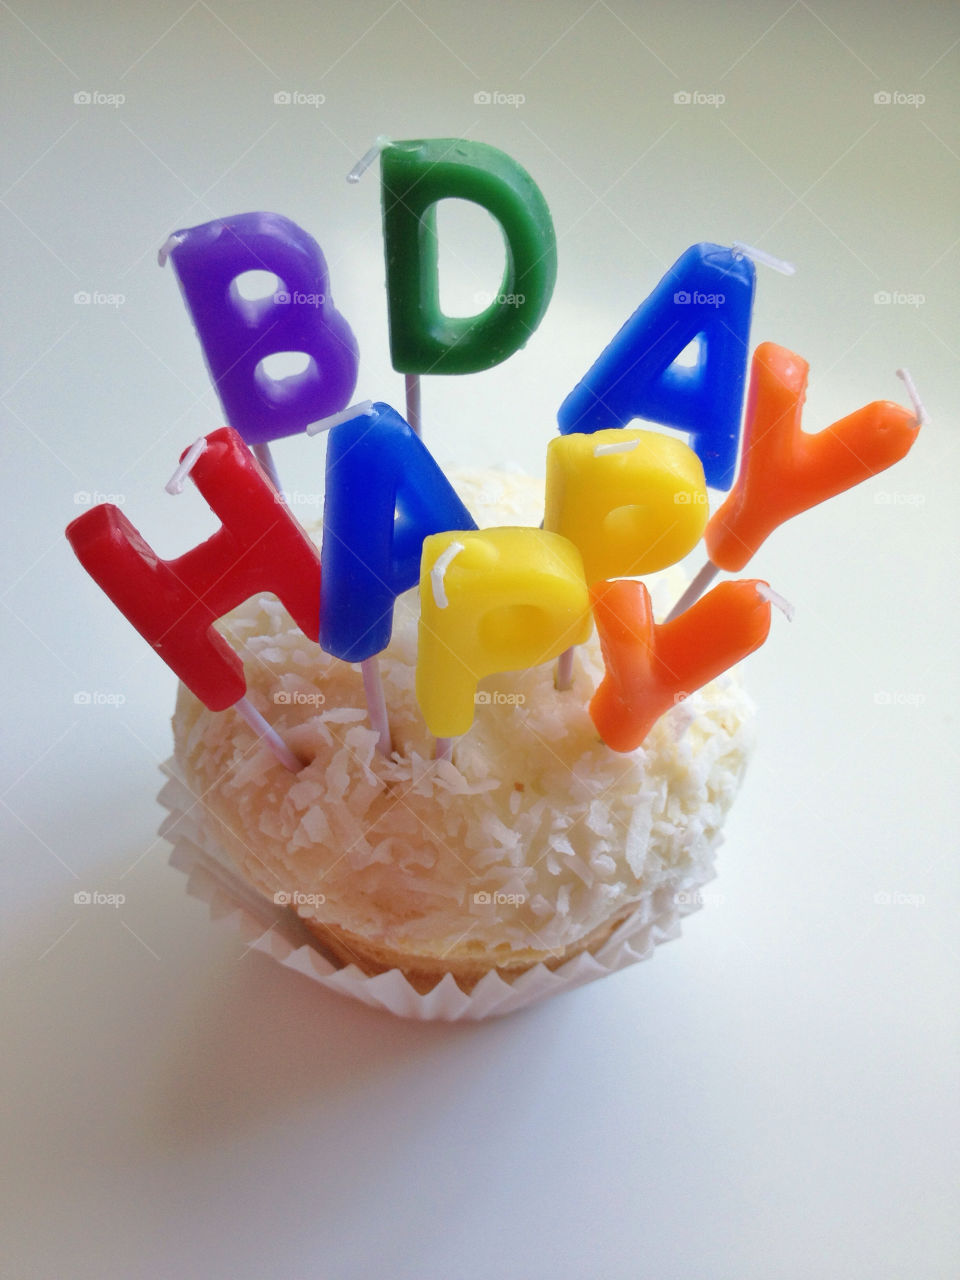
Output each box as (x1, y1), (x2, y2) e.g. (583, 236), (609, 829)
(544, 428), (708, 585)
(417, 528), (592, 738)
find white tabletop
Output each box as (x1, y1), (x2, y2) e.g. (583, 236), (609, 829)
(2, 3), (957, 1277)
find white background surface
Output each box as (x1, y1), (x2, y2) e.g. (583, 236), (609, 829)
(2, 2), (958, 1277)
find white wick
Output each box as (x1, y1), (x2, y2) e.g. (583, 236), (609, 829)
(731, 241), (796, 276)
(756, 581), (795, 621)
(594, 437), (639, 456)
(165, 436), (207, 495)
(431, 541), (464, 609)
(896, 368), (929, 426)
(346, 135), (391, 184)
(157, 233), (185, 268)
(305, 400), (375, 436)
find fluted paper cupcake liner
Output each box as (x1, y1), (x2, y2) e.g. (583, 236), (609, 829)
(157, 759), (717, 1022)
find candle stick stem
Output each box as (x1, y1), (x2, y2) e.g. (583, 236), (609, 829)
(251, 442), (285, 500)
(434, 737), (454, 762)
(665, 560), (721, 623)
(361, 656), (393, 757)
(405, 373), (422, 437)
(235, 696), (303, 773)
(555, 646), (575, 691)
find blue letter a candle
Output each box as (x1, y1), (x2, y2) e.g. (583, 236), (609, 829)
(557, 243), (755, 490)
(319, 403), (477, 662)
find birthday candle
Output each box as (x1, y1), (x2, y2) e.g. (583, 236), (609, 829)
(380, 138), (557, 375)
(417, 528), (592, 740)
(590, 578), (772, 752)
(65, 427), (321, 714)
(557, 243), (756, 490)
(543, 427), (708, 584)
(705, 342), (922, 571)
(319, 402), (477, 664)
(163, 212), (359, 445)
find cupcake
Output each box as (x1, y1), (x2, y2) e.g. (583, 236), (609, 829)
(67, 150), (922, 1021)
(168, 468), (756, 1004)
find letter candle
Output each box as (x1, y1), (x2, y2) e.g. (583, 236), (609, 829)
(65, 427), (324, 772)
(161, 212), (359, 491)
(377, 137), (557, 436)
(590, 577), (774, 752)
(417, 528), (592, 755)
(558, 242), (756, 491)
(665, 344), (923, 621)
(319, 402), (477, 754)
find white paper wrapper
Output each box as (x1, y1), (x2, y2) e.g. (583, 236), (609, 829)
(157, 759), (718, 1022)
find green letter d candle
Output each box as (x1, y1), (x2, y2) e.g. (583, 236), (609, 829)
(380, 138), (557, 374)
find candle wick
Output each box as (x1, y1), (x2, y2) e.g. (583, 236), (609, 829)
(593, 438), (639, 457)
(431, 541), (465, 609)
(165, 436), (208, 495)
(305, 399), (375, 436)
(895, 368), (929, 426)
(756, 581), (795, 621)
(157, 233), (185, 268)
(731, 241), (796, 276)
(346, 135), (392, 184)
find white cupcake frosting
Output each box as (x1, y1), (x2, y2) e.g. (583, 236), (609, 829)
(172, 469), (755, 961)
